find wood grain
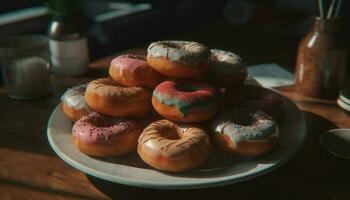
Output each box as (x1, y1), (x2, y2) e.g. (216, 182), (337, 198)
(0, 20), (349, 200)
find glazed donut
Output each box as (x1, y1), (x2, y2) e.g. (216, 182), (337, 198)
(211, 108), (279, 156)
(61, 84), (93, 122)
(147, 41), (210, 78)
(138, 119), (212, 172)
(85, 78), (152, 117)
(152, 80), (220, 122)
(209, 49), (247, 87)
(227, 85), (286, 120)
(109, 54), (164, 89)
(73, 112), (142, 156)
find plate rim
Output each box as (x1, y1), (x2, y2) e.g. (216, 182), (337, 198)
(47, 97), (306, 190)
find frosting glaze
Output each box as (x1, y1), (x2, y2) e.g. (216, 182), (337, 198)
(212, 108), (279, 145)
(153, 81), (220, 116)
(147, 41), (210, 66)
(111, 54), (148, 72)
(209, 49), (246, 74)
(138, 119), (210, 158)
(61, 84), (91, 111)
(73, 112), (141, 144)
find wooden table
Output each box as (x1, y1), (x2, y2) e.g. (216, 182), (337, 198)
(1, 21), (349, 200)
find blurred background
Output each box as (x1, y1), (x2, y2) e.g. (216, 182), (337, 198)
(0, 0), (349, 64)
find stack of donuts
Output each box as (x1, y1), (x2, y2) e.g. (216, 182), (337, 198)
(61, 40), (286, 172)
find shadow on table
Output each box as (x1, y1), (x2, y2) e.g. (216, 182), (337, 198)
(288, 111), (349, 196)
(86, 172), (329, 200)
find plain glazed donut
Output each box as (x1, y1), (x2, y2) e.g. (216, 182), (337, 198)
(138, 119), (212, 172)
(85, 78), (152, 117)
(109, 54), (164, 89)
(61, 84), (93, 122)
(152, 80), (220, 123)
(209, 49), (247, 87)
(73, 112), (142, 156)
(211, 108), (279, 156)
(147, 41), (210, 78)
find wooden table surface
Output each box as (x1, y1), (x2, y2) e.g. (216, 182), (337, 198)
(0, 21), (349, 200)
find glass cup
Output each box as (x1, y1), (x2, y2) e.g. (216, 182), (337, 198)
(0, 35), (51, 100)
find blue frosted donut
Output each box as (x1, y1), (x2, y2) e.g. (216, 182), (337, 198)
(211, 108), (279, 156)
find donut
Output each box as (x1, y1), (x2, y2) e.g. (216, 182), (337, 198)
(138, 119), (212, 172)
(227, 85), (286, 120)
(85, 78), (152, 117)
(109, 54), (164, 89)
(152, 80), (220, 122)
(209, 49), (247, 87)
(61, 84), (93, 122)
(73, 112), (142, 156)
(211, 108), (279, 156)
(147, 41), (210, 78)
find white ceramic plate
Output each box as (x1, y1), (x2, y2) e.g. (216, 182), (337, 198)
(47, 95), (306, 190)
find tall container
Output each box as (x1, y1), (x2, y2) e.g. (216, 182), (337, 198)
(295, 17), (347, 99)
(45, 0), (89, 76)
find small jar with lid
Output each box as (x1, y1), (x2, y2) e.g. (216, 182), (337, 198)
(48, 19), (89, 76)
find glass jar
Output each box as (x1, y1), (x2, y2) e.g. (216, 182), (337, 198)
(295, 17), (347, 99)
(0, 35), (51, 99)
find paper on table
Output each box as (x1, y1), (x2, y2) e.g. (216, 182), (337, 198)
(247, 63), (295, 88)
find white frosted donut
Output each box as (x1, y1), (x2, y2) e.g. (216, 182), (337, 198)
(61, 84), (92, 121)
(147, 41), (210, 66)
(209, 49), (247, 86)
(147, 41), (210, 78)
(211, 108), (279, 156)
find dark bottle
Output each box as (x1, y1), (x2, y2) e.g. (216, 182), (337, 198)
(295, 17), (347, 99)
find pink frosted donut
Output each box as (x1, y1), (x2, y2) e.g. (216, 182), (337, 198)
(72, 112), (142, 156)
(152, 80), (220, 122)
(109, 54), (164, 89)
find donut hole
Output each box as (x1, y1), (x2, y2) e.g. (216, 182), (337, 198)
(159, 127), (180, 140)
(163, 41), (180, 49)
(176, 84), (198, 92)
(232, 115), (252, 126)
